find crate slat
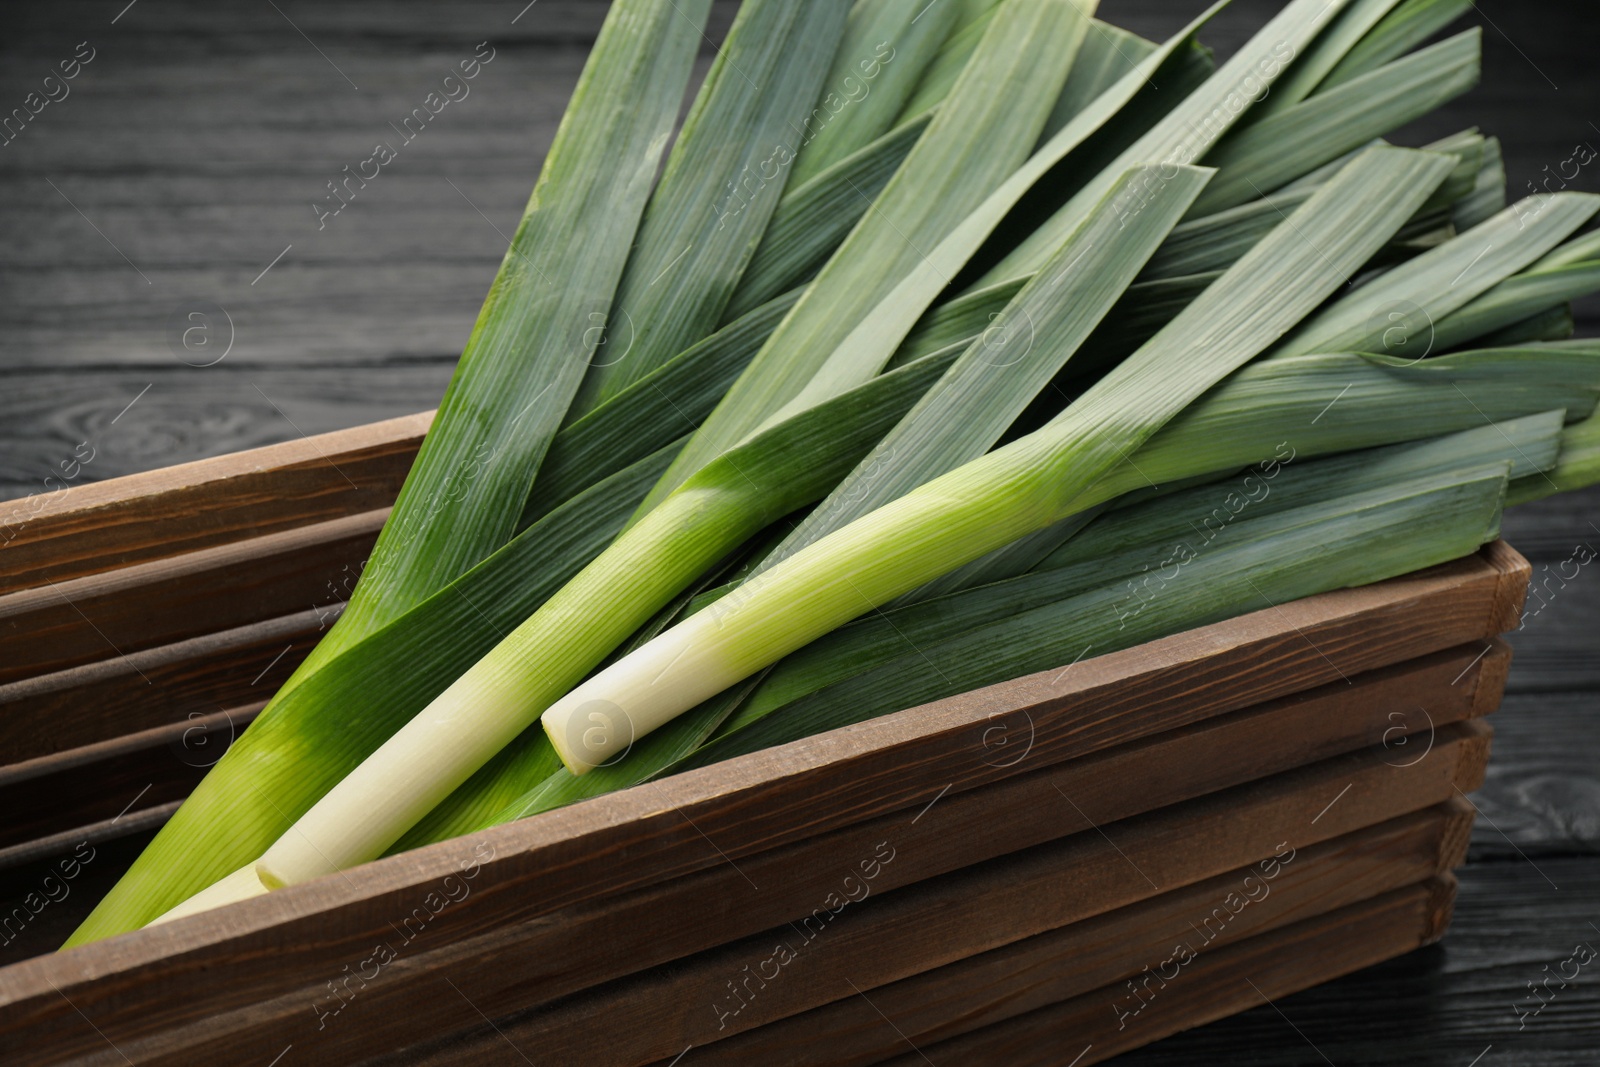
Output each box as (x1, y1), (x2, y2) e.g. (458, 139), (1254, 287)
(0, 415), (1532, 1064)
(0, 713), (1491, 1063)
(0, 610), (318, 764)
(872, 876), (1458, 1066)
(0, 413), (427, 596)
(687, 803), (1471, 1067)
(0, 510), (381, 686)
(397, 797), (1475, 1067)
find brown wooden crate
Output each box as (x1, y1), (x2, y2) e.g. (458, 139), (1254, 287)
(0, 544), (1526, 1016)
(0, 412), (427, 596)
(0, 420), (1531, 1066)
(871, 877), (1458, 1066)
(0, 509), (381, 686)
(0, 536), (1522, 1060)
(391, 801), (1474, 1067)
(0, 718), (1490, 1064)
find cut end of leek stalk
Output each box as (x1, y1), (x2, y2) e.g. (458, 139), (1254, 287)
(146, 865), (270, 928)
(542, 625), (746, 775)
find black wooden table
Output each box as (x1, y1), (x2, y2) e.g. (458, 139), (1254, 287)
(2, 1), (1595, 1062)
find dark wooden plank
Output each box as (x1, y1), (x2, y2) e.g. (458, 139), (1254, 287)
(390, 801), (1475, 1067)
(1504, 594), (1600, 694)
(15, 720), (1494, 1066)
(0, 829), (163, 966)
(0, 705), (256, 853)
(0, 398), (426, 594)
(1500, 488), (1600, 564)
(0, 509), (383, 684)
(0, 1), (729, 372)
(0, 608), (320, 762)
(875, 878), (1459, 1067)
(1467, 690), (1600, 858)
(0, 610), (1508, 1064)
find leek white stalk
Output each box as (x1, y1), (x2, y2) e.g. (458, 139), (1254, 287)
(147, 866), (265, 925)
(236, 346), (969, 890)
(220, 160), (1197, 893)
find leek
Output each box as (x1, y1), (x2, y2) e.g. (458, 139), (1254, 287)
(564, 0), (852, 412)
(649, 0), (1099, 506)
(539, 145), (1453, 773)
(73, 0), (1600, 945)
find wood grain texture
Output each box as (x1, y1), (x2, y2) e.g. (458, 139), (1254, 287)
(1107, 859), (1600, 1066)
(636, 802), (1475, 1067)
(0, 508), (381, 684)
(1499, 485), (1600, 562)
(1468, 690), (1600, 858)
(0, 408), (423, 595)
(0, 627), (1507, 1064)
(0, 704), (256, 853)
(0, 719), (1492, 1066)
(874, 877), (1460, 1067)
(1505, 594), (1600, 694)
(384, 803), (1476, 1067)
(0, 608), (318, 762)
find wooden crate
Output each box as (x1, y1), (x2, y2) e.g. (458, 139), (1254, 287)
(0, 415), (1529, 1065)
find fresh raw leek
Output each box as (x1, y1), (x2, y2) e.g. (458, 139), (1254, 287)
(1320, 0), (1471, 90)
(1187, 28), (1481, 215)
(980, 0), (1352, 286)
(539, 145), (1452, 772)
(785, 0), (960, 188)
(70, 0), (1600, 947)
(565, 0), (852, 412)
(665, 463), (1513, 773)
(692, 411), (1556, 755)
(482, 384), (1595, 823)
(205, 160), (1195, 895)
(1275, 192), (1600, 357)
(301, 0), (712, 673)
(65, 0), (717, 946)
(648, 0), (1098, 506)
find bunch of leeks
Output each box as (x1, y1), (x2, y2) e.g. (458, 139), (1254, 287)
(68, 0), (1600, 943)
